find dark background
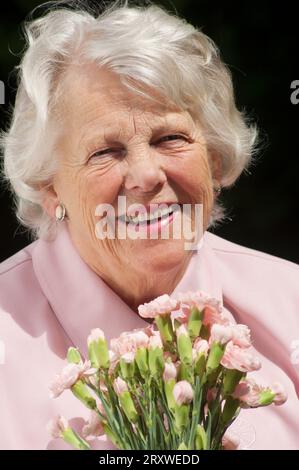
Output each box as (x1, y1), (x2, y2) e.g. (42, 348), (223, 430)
(0, 0), (298, 263)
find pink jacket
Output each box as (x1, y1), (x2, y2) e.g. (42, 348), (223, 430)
(0, 222), (298, 450)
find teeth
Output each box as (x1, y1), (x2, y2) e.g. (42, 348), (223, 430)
(139, 212), (148, 222)
(124, 205), (176, 224)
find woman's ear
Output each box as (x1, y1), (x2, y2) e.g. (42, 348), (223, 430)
(38, 184), (60, 219)
(210, 151), (222, 184)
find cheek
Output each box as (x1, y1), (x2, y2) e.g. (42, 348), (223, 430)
(165, 151), (214, 230)
(86, 168), (123, 210)
(69, 164), (122, 211)
(56, 163), (123, 236)
(165, 150), (213, 201)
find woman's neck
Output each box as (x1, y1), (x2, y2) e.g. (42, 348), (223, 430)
(95, 253), (192, 314)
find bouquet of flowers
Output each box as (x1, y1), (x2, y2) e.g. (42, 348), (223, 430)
(48, 291), (287, 450)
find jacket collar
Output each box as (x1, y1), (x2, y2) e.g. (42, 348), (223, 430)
(32, 222), (224, 357)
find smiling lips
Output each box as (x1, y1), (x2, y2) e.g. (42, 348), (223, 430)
(118, 202), (181, 225)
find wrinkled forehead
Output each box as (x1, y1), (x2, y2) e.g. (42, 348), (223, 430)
(56, 62), (191, 129)
(60, 63), (172, 110)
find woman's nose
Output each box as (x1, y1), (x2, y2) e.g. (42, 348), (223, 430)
(123, 151), (167, 193)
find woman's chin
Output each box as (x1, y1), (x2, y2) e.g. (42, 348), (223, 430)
(129, 238), (191, 272)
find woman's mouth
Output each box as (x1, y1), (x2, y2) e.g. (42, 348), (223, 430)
(117, 203), (181, 233)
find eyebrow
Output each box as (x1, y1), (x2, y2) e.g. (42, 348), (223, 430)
(79, 113), (194, 148)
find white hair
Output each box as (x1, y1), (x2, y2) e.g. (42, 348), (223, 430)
(0, 0), (259, 240)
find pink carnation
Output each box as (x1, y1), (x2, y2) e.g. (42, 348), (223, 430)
(110, 329), (150, 358)
(192, 338), (209, 361)
(47, 415), (69, 439)
(49, 360), (96, 398)
(163, 362), (177, 382)
(176, 324), (189, 338)
(209, 324), (252, 348)
(149, 332), (163, 349)
(82, 410), (104, 439)
(138, 294), (179, 319)
(173, 380), (194, 405)
(233, 378), (262, 407)
(113, 377), (128, 396)
(230, 324), (252, 348)
(87, 328), (105, 345)
(210, 324), (233, 345)
(271, 382), (288, 406)
(174, 290), (229, 326)
(221, 341), (261, 373)
(121, 351), (135, 363)
(232, 378), (287, 408)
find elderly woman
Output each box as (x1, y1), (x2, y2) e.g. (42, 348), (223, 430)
(0, 1), (298, 450)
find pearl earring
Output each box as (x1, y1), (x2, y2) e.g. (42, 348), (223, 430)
(212, 180), (222, 195)
(55, 203), (66, 221)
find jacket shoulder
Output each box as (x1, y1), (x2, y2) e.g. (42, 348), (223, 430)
(0, 241), (53, 337)
(0, 242), (37, 277)
(0, 241), (40, 307)
(205, 231), (299, 274)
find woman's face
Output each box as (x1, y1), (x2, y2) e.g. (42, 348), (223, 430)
(48, 64), (219, 278)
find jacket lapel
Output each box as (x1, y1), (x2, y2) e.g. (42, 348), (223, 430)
(32, 223), (227, 357)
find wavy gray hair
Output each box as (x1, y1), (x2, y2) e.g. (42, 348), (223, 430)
(0, 0), (259, 240)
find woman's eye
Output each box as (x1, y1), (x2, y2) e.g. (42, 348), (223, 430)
(92, 149), (112, 157)
(159, 134), (187, 143)
(90, 148), (122, 159)
(88, 135), (188, 161)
